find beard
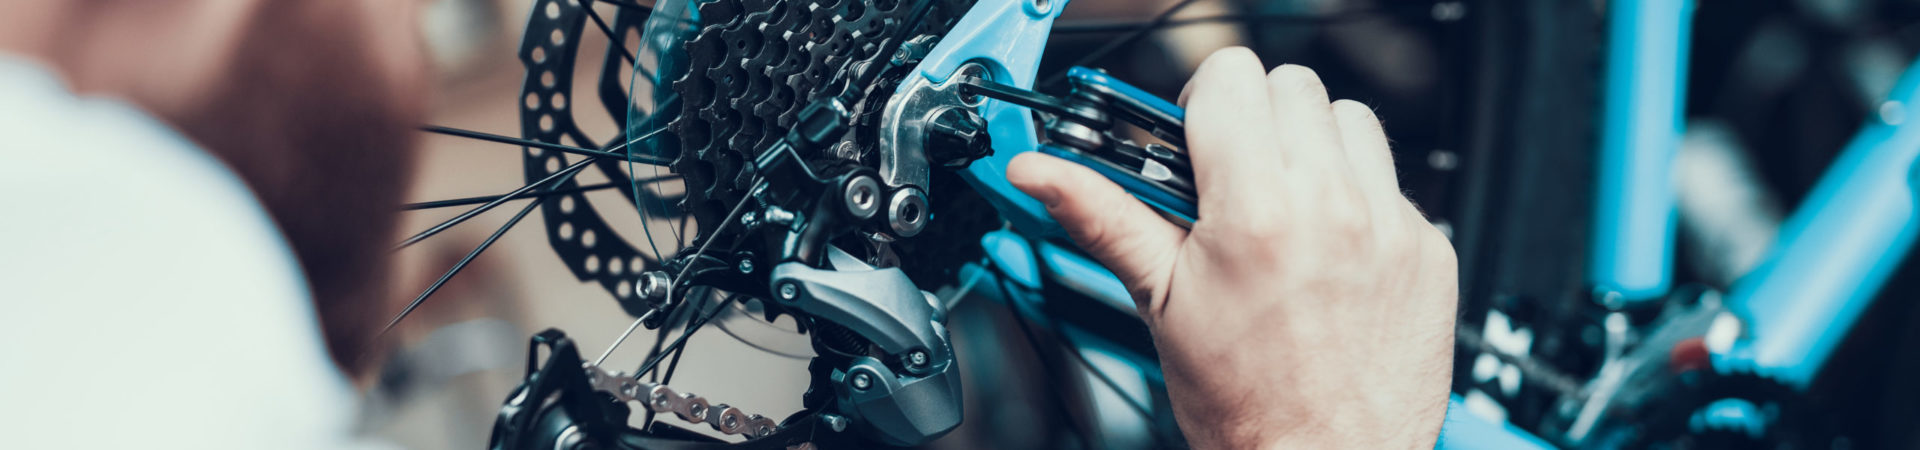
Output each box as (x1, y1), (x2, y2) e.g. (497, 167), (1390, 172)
(169, 1), (426, 378)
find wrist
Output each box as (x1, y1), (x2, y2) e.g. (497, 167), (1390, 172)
(1241, 401), (1446, 450)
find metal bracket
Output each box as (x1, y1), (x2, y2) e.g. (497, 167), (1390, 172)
(878, 62), (993, 190)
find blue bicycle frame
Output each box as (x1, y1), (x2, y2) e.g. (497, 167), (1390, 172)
(906, 0), (1920, 446)
(1590, 0), (1920, 393)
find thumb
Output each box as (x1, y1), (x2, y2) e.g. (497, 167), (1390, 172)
(1007, 152), (1187, 307)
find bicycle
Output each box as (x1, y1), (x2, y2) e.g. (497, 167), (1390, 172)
(390, 0), (1920, 447)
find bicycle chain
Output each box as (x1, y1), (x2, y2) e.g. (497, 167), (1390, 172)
(583, 364), (785, 439)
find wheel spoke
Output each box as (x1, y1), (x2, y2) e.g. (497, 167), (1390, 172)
(378, 167), (586, 337)
(402, 175), (679, 211)
(995, 274), (1100, 447)
(595, 178), (766, 370)
(635, 294), (739, 378)
(990, 258), (1172, 447)
(660, 294), (723, 386)
(395, 158), (596, 250)
(420, 125), (670, 165)
(582, 0), (641, 66)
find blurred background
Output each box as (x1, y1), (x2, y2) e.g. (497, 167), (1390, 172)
(378, 0), (1920, 448)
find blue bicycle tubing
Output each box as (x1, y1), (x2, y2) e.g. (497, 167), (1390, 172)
(1439, 396), (1556, 449)
(1591, 0), (1694, 304)
(1718, 60), (1920, 389)
(904, 0), (1068, 236)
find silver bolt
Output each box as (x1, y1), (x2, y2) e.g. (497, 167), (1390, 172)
(763, 206), (796, 225)
(887, 188), (930, 237)
(843, 175), (882, 220)
(636, 271), (672, 302)
(822, 414), (849, 432)
(778, 283), (799, 301)
(908, 350), (928, 368)
(850, 372), (873, 391)
(737, 258), (755, 273)
(890, 46), (911, 66)
(832, 141), (861, 160)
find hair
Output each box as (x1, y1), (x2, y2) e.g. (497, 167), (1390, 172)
(168, 0), (426, 377)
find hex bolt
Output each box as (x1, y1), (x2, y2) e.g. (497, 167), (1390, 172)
(778, 282), (799, 302)
(887, 188), (930, 237)
(850, 372), (873, 391)
(831, 141), (861, 160)
(908, 350), (929, 368)
(737, 258), (755, 273)
(842, 175), (882, 220)
(822, 414), (849, 433)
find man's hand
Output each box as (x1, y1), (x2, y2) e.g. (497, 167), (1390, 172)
(1007, 47), (1458, 448)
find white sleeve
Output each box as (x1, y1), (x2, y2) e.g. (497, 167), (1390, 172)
(0, 55), (396, 450)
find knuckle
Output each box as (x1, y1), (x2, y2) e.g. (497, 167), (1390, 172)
(1269, 64), (1328, 99)
(1420, 225), (1460, 270)
(1331, 99), (1372, 116)
(1332, 99), (1381, 125)
(1214, 46), (1262, 68)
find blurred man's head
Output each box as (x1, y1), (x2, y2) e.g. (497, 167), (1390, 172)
(0, 0), (431, 376)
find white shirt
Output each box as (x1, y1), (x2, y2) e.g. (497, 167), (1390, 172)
(0, 55), (387, 449)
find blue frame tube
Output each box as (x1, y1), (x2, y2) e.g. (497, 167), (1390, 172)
(1721, 61), (1920, 388)
(1591, 0), (1695, 303)
(907, 0), (1070, 235)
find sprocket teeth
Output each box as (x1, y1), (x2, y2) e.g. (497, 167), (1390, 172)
(668, 0), (974, 277)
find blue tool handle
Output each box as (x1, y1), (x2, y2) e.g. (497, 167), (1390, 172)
(1039, 144), (1198, 226)
(1067, 67), (1186, 143)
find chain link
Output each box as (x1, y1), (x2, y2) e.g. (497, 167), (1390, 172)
(583, 364), (783, 439)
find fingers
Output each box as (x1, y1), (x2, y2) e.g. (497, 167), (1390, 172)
(1183, 47), (1285, 218)
(1330, 100), (1400, 198)
(1178, 77), (1195, 109)
(1266, 64), (1350, 175)
(1008, 152), (1187, 304)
